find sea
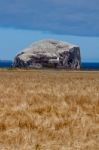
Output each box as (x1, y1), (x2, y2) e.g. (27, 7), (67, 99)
(0, 60), (99, 70)
(0, 60), (13, 68)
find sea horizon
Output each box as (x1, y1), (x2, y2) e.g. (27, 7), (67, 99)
(0, 60), (99, 69)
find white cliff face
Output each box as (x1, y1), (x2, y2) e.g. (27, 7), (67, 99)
(13, 39), (81, 69)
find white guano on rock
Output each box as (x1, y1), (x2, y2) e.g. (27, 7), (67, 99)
(13, 39), (81, 69)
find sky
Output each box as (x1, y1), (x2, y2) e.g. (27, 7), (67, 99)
(0, 0), (99, 62)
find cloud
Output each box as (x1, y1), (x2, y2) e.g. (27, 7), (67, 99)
(0, 0), (99, 36)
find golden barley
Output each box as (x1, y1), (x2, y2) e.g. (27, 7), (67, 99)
(0, 69), (99, 150)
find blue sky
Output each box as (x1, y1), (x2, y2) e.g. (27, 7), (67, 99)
(0, 0), (99, 62)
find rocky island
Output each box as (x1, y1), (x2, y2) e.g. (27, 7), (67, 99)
(13, 39), (81, 69)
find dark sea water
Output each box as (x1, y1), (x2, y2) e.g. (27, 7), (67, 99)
(0, 60), (13, 68)
(0, 60), (99, 70)
(81, 63), (99, 70)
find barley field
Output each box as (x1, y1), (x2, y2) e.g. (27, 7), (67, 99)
(0, 69), (99, 150)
